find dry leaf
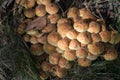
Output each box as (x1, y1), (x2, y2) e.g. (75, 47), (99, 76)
(26, 17), (47, 31)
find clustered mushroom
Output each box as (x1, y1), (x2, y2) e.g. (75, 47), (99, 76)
(16, 0), (120, 79)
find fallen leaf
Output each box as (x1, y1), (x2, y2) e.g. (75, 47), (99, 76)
(26, 17), (47, 31)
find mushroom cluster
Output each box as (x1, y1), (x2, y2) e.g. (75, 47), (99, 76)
(16, 0), (120, 79)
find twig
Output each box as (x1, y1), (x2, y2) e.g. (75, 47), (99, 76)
(95, 1), (105, 23)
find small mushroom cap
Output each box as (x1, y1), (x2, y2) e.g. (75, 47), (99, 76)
(47, 32), (61, 46)
(91, 33), (101, 42)
(73, 19), (88, 32)
(109, 31), (120, 44)
(49, 52), (61, 65)
(41, 61), (53, 72)
(69, 39), (81, 50)
(42, 24), (56, 33)
(99, 31), (111, 42)
(97, 19), (106, 31)
(58, 57), (72, 69)
(76, 48), (88, 58)
(87, 52), (98, 61)
(64, 62), (72, 69)
(17, 23), (27, 34)
(23, 34), (30, 42)
(23, 0), (35, 9)
(56, 47), (64, 54)
(30, 36), (38, 44)
(63, 49), (76, 61)
(67, 7), (79, 18)
(48, 14), (60, 24)
(35, 5), (46, 17)
(103, 48), (118, 61)
(26, 30), (39, 36)
(43, 43), (56, 54)
(46, 3), (59, 14)
(77, 32), (92, 44)
(57, 23), (72, 38)
(79, 8), (96, 20)
(30, 44), (44, 56)
(23, 19), (32, 24)
(87, 42), (104, 56)
(24, 9), (35, 18)
(66, 29), (78, 40)
(57, 38), (70, 51)
(78, 58), (92, 67)
(37, 34), (47, 44)
(87, 21), (100, 33)
(36, 0), (42, 5)
(57, 18), (71, 26)
(53, 66), (67, 78)
(39, 0), (51, 5)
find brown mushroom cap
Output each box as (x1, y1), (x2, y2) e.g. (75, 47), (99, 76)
(87, 42), (104, 56)
(26, 30), (39, 36)
(63, 49), (76, 61)
(39, 0), (51, 5)
(23, 19), (32, 24)
(49, 52), (61, 65)
(42, 24), (56, 33)
(41, 61), (53, 72)
(30, 44), (44, 56)
(23, 34), (30, 42)
(99, 31), (111, 42)
(30, 36), (38, 44)
(48, 14), (60, 24)
(78, 58), (92, 67)
(47, 32), (61, 46)
(57, 23), (72, 38)
(58, 57), (72, 69)
(77, 32), (92, 44)
(35, 5), (46, 17)
(103, 48), (118, 61)
(23, 0), (35, 9)
(46, 3), (59, 14)
(36, 0), (42, 5)
(97, 19), (106, 31)
(17, 23), (27, 34)
(53, 66), (67, 78)
(24, 9), (35, 18)
(67, 7), (79, 18)
(43, 43), (56, 54)
(109, 31), (120, 44)
(66, 29), (78, 40)
(76, 48), (88, 58)
(91, 33), (101, 42)
(57, 18), (71, 26)
(87, 52), (98, 61)
(73, 19), (88, 32)
(56, 47), (64, 54)
(79, 8), (96, 20)
(69, 39), (81, 50)
(64, 62), (72, 69)
(57, 38), (70, 51)
(37, 34), (47, 44)
(87, 21), (100, 33)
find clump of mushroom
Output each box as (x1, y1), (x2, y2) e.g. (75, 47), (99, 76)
(16, 0), (120, 78)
